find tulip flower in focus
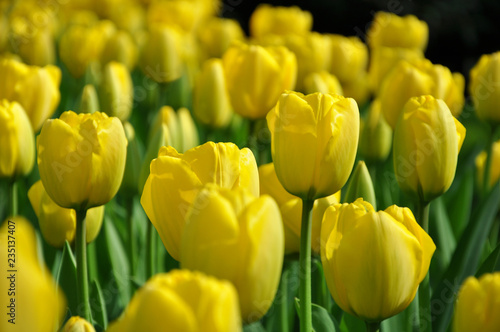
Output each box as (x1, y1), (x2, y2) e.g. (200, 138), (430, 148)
(367, 12), (429, 52)
(181, 184), (284, 323)
(453, 273), (500, 332)
(223, 43), (297, 119)
(250, 4), (312, 38)
(198, 18), (245, 59)
(37, 111), (127, 211)
(259, 162), (340, 254)
(62, 316), (96, 332)
(267, 91), (359, 200)
(28, 180), (105, 248)
(141, 142), (259, 260)
(193, 59), (232, 128)
(469, 51), (500, 124)
(476, 139), (500, 189)
(359, 99), (393, 163)
(303, 71), (343, 95)
(107, 270), (241, 332)
(0, 99), (35, 178)
(393, 95), (466, 203)
(321, 199), (435, 322)
(99, 61), (134, 122)
(0, 216), (66, 332)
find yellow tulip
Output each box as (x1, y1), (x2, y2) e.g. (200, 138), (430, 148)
(321, 199), (435, 322)
(0, 12), (7, 53)
(367, 12), (429, 51)
(107, 2), (145, 39)
(101, 30), (138, 70)
(108, 269), (241, 332)
(429, 65), (465, 117)
(62, 316), (96, 332)
(453, 273), (500, 332)
(140, 25), (183, 83)
(198, 18), (245, 59)
(181, 184), (283, 323)
(476, 139), (500, 189)
(267, 91), (359, 200)
(141, 142), (259, 261)
(147, 0), (204, 33)
(149, 105), (181, 151)
(342, 71), (371, 107)
(469, 51), (500, 124)
(329, 34), (368, 84)
(79, 84), (100, 114)
(28, 180), (105, 247)
(99, 61), (134, 122)
(393, 95), (466, 203)
(12, 27), (56, 66)
(0, 216), (66, 332)
(303, 71), (343, 95)
(0, 100), (35, 178)
(359, 99), (393, 162)
(193, 58), (232, 128)
(37, 111), (127, 211)
(223, 43), (297, 119)
(177, 107), (200, 153)
(249, 4), (312, 38)
(259, 162), (340, 254)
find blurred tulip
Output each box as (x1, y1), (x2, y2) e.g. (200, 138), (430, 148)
(342, 71), (371, 107)
(12, 28), (55, 66)
(147, 0), (204, 33)
(107, 269), (241, 332)
(344, 161), (377, 209)
(198, 18), (245, 59)
(359, 99), (393, 162)
(107, 3), (145, 40)
(79, 84), (99, 114)
(267, 91), (359, 200)
(149, 105), (181, 151)
(476, 139), (500, 189)
(259, 162), (340, 254)
(469, 51), (500, 124)
(0, 12), (7, 53)
(193, 58), (232, 128)
(99, 61), (133, 122)
(250, 4), (312, 38)
(223, 43), (297, 119)
(0, 216), (66, 332)
(367, 12), (429, 51)
(0, 100), (35, 178)
(303, 71), (343, 95)
(321, 199), (435, 322)
(181, 184), (283, 322)
(28, 180), (104, 247)
(328, 34), (368, 84)
(121, 122), (142, 194)
(177, 108), (200, 153)
(37, 111), (127, 211)
(141, 142), (259, 260)
(62, 316), (95, 332)
(429, 65), (465, 117)
(101, 30), (138, 70)
(453, 273), (500, 332)
(393, 95), (466, 203)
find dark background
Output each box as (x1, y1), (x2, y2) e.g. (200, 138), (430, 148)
(222, 0), (500, 88)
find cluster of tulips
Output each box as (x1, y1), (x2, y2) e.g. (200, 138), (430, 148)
(1, 0), (500, 331)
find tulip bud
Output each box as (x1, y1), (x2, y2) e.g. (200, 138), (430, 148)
(342, 71), (371, 107)
(359, 99), (393, 162)
(13, 27), (56, 66)
(0, 100), (35, 178)
(149, 106), (180, 150)
(146, 0), (204, 33)
(107, 270), (241, 332)
(37, 111), (128, 211)
(303, 71), (343, 95)
(101, 30), (138, 70)
(198, 18), (245, 59)
(429, 65), (465, 117)
(344, 161), (377, 208)
(0, 12), (7, 53)
(181, 184), (284, 323)
(193, 58), (232, 128)
(28, 180), (104, 247)
(367, 12), (429, 51)
(267, 91), (359, 200)
(223, 43), (297, 119)
(250, 4), (312, 38)
(453, 273), (500, 332)
(99, 61), (134, 122)
(329, 34), (368, 84)
(177, 107), (199, 153)
(321, 199), (435, 322)
(62, 316), (95, 332)
(140, 26), (182, 83)
(469, 51), (500, 124)
(393, 95), (466, 203)
(141, 142), (259, 260)
(476, 139), (500, 189)
(0, 216), (66, 332)
(79, 84), (100, 114)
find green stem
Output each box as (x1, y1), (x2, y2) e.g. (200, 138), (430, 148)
(9, 180), (18, 217)
(126, 196), (136, 289)
(365, 321), (381, 332)
(146, 220), (156, 278)
(299, 199), (314, 332)
(415, 201), (431, 332)
(483, 126), (497, 197)
(278, 269), (289, 332)
(76, 209), (91, 322)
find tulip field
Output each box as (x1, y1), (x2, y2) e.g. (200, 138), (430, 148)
(1, 1), (500, 332)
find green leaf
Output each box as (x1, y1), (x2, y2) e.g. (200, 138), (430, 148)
(295, 298), (339, 332)
(243, 321), (266, 332)
(476, 242), (500, 277)
(56, 241), (78, 316)
(431, 181), (500, 332)
(447, 170), (474, 239)
(430, 197), (456, 270)
(339, 312), (365, 332)
(90, 279), (108, 329)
